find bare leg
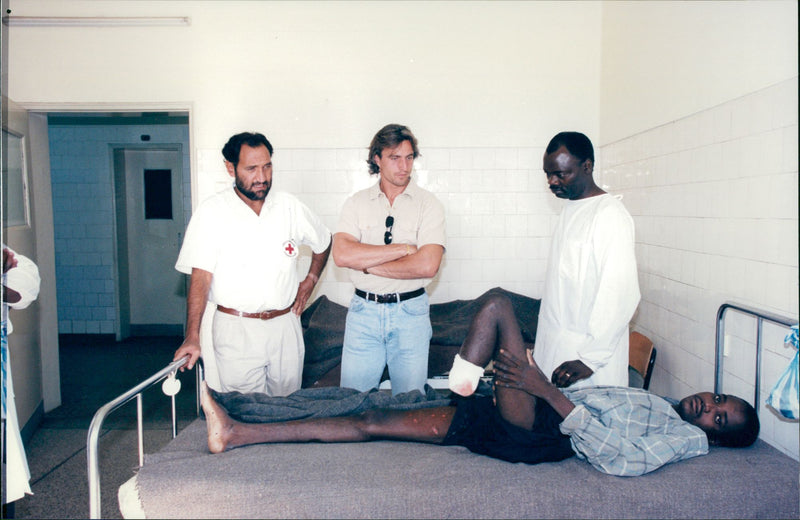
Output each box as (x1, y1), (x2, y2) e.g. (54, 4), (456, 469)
(201, 382), (456, 453)
(457, 294), (538, 430)
(459, 294), (527, 366)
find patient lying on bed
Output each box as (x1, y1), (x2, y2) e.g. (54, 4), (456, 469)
(201, 293), (760, 477)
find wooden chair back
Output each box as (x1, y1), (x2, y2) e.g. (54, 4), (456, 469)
(629, 331), (656, 390)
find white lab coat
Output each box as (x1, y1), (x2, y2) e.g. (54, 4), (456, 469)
(2, 245), (41, 503)
(533, 194), (640, 389)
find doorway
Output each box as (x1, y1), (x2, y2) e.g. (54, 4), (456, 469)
(113, 146), (186, 338)
(45, 112), (191, 340)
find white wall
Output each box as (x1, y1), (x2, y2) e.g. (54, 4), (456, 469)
(267, 144), (560, 308)
(7, 0), (602, 203)
(600, 0), (798, 143)
(600, 1), (798, 458)
(4, 100), (43, 428)
(9, 0), (599, 322)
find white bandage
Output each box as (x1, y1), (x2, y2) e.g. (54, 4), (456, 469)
(448, 353), (485, 397)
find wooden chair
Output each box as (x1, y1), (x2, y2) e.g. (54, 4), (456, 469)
(628, 331), (656, 390)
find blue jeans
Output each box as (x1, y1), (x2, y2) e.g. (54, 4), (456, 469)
(340, 291), (432, 395)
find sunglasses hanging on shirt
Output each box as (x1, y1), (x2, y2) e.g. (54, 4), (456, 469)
(384, 216), (394, 244)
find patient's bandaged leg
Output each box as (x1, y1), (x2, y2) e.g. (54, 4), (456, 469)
(448, 354), (485, 397)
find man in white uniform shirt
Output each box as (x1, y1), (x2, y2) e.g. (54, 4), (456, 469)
(532, 131), (640, 389)
(172, 132), (331, 396)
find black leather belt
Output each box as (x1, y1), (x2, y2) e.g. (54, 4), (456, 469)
(355, 288), (425, 304)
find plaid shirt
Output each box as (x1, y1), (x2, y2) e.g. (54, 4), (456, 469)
(559, 386), (708, 476)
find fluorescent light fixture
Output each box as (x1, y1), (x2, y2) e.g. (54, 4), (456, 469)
(3, 16), (191, 27)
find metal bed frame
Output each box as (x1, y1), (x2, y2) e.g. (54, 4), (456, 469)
(86, 355), (202, 519)
(714, 301), (797, 408)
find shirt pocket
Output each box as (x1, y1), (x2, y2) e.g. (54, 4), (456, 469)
(392, 219), (418, 245)
(362, 222), (387, 246)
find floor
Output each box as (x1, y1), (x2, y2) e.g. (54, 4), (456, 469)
(10, 335), (199, 520)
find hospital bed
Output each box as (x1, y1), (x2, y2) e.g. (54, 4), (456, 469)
(88, 291), (799, 519)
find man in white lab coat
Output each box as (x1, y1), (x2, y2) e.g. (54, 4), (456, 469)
(532, 132), (640, 389)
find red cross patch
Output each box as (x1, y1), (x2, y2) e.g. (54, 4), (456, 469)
(283, 240), (298, 257)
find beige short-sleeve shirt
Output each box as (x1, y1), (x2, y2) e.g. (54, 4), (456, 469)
(336, 179), (445, 294)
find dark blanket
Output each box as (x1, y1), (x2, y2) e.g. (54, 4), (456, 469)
(212, 385), (453, 424)
(300, 287), (540, 387)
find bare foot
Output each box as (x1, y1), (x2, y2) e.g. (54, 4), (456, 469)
(200, 381), (236, 454)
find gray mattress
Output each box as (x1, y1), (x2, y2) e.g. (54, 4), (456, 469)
(120, 290), (799, 519)
(123, 417), (799, 519)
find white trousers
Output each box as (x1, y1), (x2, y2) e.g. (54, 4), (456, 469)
(212, 311), (304, 397)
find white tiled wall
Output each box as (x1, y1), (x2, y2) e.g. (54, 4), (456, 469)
(49, 123), (191, 334)
(52, 126), (561, 331)
(217, 145), (564, 308)
(600, 77), (799, 458)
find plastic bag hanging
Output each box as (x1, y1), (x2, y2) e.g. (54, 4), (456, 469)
(765, 325), (799, 420)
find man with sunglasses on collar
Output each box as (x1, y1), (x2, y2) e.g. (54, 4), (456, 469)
(333, 124), (446, 396)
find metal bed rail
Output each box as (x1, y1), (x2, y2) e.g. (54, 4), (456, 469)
(714, 302), (797, 407)
(87, 355), (202, 519)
